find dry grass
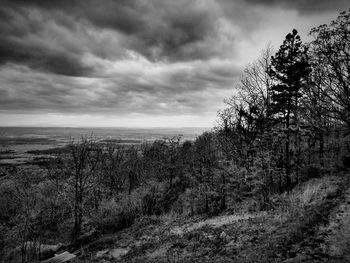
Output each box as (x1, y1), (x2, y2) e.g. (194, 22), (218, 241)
(170, 212), (266, 236)
(289, 176), (340, 208)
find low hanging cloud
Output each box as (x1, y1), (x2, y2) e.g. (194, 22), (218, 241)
(0, 58), (240, 116)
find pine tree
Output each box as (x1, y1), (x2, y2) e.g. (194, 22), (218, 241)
(268, 29), (311, 189)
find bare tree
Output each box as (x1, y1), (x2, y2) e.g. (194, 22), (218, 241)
(56, 137), (103, 239)
(217, 45), (274, 162)
(309, 10), (350, 129)
(101, 141), (126, 197)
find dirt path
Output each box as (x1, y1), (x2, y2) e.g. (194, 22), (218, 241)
(284, 175), (350, 262)
(322, 186), (350, 260)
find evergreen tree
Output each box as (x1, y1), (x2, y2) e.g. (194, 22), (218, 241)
(268, 29), (311, 189)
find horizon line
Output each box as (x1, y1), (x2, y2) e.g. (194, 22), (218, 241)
(0, 125), (212, 129)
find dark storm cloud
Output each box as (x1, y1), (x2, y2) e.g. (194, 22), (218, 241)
(245, 0), (349, 14)
(0, 5), (94, 76)
(1, 0), (346, 77)
(1, 0), (226, 63)
(88, 0), (223, 61)
(0, 39), (92, 77)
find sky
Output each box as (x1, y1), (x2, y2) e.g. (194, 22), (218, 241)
(0, 0), (348, 128)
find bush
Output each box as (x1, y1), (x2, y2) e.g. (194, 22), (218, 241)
(141, 181), (183, 216)
(141, 183), (167, 216)
(175, 186), (224, 216)
(93, 197), (139, 233)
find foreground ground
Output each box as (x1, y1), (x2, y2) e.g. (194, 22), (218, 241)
(51, 174), (350, 263)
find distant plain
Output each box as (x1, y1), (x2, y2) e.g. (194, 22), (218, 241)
(0, 127), (207, 165)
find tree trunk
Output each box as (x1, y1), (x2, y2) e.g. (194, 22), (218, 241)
(74, 176), (83, 239)
(220, 172), (226, 210)
(285, 106), (291, 190)
(319, 132), (324, 167)
(74, 177), (80, 239)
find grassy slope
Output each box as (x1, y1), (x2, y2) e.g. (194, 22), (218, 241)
(72, 175), (350, 263)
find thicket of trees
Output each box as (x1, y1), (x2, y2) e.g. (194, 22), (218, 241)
(218, 10), (350, 195)
(0, 9), (349, 263)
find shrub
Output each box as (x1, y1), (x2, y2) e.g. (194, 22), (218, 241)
(93, 197), (139, 233)
(292, 177), (340, 208)
(175, 186), (224, 216)
(141, 184), (167, 216)
(140, 181), (183, 216)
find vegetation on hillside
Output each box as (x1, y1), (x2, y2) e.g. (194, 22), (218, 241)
(0, 9), (350, 263)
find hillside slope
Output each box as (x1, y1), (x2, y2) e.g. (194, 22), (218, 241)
(67, 175), (350, 263)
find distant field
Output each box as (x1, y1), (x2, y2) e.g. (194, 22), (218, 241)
(0, 127), (207, 165)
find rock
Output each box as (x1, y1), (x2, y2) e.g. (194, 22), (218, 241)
(8, 241), (64, 261)
(110, 248), (130, 259)
(94, 247), (130, 260)
(147, 246), (167, 259)
(41, 251), (76, 263)
(95, 249), (109, 259)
